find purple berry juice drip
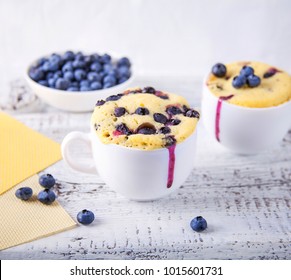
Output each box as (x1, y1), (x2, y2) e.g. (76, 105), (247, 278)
(215, 95), (233, 142)
(167, 144), (176, 188)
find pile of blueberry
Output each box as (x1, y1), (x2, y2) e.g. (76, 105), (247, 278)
(29, 51), (131, 91)
(212, 63), (261, 89)
(15, 173), (95, 225)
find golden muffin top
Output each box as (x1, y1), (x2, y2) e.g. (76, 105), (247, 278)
(206, 61), (291, 108)
(91, 87), (199, 150)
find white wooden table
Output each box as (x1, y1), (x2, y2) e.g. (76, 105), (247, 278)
(0, 77), (290, 260)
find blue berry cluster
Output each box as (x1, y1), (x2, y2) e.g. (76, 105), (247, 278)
(29, 51), (131, 91)
(15, 174), (56, 205)
(232, 66), (261, 89)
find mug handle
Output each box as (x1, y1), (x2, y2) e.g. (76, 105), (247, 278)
(61, 131), (98, 174)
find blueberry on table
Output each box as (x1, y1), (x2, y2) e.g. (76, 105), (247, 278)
(153, 113), (168, 124)
(190, 216), (207, 232)
(39, 174), (55, 188)
(37, 189), (56, 205)
(247, 74), (261, 88)
(77, 209), (95, 225)
(211, 63), (227, 78)
(15, 187), (33, 201)
(232, 75), (246, 89)
(135, 107), (150, 115)
(114, 107), (126, 117)
(55, 78), (69, 90)
(240, 66), (254, 77)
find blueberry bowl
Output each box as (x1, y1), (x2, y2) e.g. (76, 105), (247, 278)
(25, 51), (134, 112)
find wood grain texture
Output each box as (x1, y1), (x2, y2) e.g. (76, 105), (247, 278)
(0, 77), (290, 260)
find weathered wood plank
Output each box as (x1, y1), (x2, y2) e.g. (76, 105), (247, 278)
(0, 78), (290, 260)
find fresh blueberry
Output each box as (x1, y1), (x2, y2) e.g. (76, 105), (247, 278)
(159, 126), (171, 134)
(90, 81), (102, 90)
(49, 53), (62, 64)
(190, 216), (207, 232)
(42, 61), (51, 72)
(136, 123), (156, 135)
(240, 66), (254, 77)
(117, 66), (130, 78)
(63, 71), (74, 81)
(71, 81), (79, 87)
(72, 60), (86, 69)
(106, 95), (122, 101)
(103, 75), (117, 85)
(36, 57), (47, 67)
(29, 68), (44, 81)
(117, 57), (131, 67)
(77, 209), (95, 225)
(103, 63), (114, 73)
(232, 75), (246, 89)
(211, 63), (227, 78)
(15, 187), (33, 201)
(80, 86), (90, 91)
(247, 74), (261, 88)
(74, 69), (86, 81)
(90, 62), (102, 72)
(116, 123), (132, 135)
(39, 174), (56, 188)
(164, 136), (176, 146)
(87, 72), (101, 82)
(103, 82), (114, 89)
(75, 52), (84, 61)
(96, 100), (105, 106)
(185, 109), (200, 118)
(62, 61), (74, 72)
(135, 107), (150, 115)
(63, 51), (75, 61)
(55, 78), (69, 90)
(38, 80), (48, 87)
(114, 107), (126, 117)
(37, 189), (56, 205)
(118, 76), (129, 84)
(168, 119), (181, 126)
(100, 53), (111, 64)
(46, 72), (54, 80)
(48, 78), (57, 88)
(153, 113), (168, 124)
(80, 80), (90, 87)
(67, 87), (79, 92)
(166, 106), (182, 115)
(53, 71), (62, 79)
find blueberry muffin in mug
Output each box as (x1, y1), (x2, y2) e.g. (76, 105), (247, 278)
(91, 87), (200, 150)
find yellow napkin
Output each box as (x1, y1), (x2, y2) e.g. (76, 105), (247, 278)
(0, 111), (61, 195)
(0, 174), (76, 250)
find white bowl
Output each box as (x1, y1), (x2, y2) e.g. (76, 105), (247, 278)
(25, 53), (135, 112)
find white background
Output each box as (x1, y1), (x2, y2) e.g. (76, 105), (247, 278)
(0, 0), (291, 89)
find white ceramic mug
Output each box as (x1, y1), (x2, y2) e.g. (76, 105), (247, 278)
(201, 82), (291, 154)
(61, 126), (197, 201)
